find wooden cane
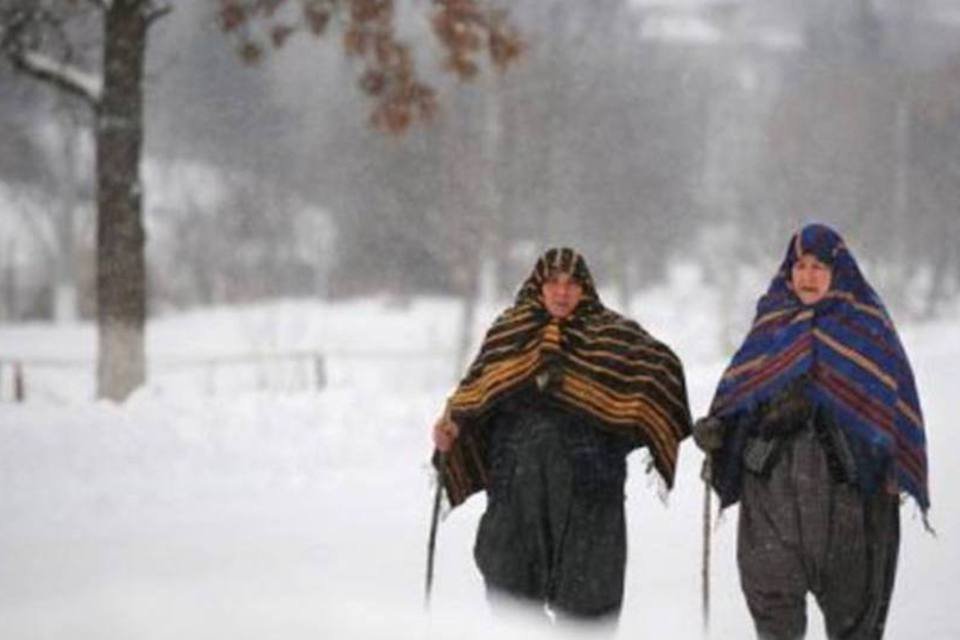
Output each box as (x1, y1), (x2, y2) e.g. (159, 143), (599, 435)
(425, 452), (445, 608)
(702, 458), (712, 635)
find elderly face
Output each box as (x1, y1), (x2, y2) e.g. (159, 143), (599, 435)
(541, 271), (584, 319)
(791, 253), (833, 305)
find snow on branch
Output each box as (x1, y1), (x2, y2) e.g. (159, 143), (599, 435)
(9, 49), (102, 106)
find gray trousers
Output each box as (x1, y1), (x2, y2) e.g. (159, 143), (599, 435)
(738, 426), (900, 640)
(474, 402), (629, 622)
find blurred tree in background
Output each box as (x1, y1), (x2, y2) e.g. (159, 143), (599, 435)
(2, 0), (960, 375)
(0, 0), (520, 400)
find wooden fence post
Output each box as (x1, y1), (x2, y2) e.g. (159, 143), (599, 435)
(314, 354), (327, 392)
(14, 361), (24, 402)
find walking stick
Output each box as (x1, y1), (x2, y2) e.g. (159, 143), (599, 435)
(701, 457), (713, 635)
(425, 452), (445, 608)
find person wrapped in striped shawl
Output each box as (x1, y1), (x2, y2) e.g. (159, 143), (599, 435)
(431, 247), (691, 626)
(694, 224), (929, 640)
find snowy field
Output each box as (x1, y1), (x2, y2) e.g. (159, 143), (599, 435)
(0, 288), (956, 639)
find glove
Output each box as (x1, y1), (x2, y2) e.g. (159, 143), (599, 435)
(693, 415), (725, 452)
(759, 378), (813, 435)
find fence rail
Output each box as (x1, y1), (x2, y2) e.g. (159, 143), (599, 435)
(0, 360), (25, 402)
(0, 349), (456, 402)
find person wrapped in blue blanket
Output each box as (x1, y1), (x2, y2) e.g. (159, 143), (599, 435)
(694, 223), (929, 640)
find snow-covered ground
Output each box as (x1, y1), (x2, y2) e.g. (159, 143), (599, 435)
(0, 289), (955, 639)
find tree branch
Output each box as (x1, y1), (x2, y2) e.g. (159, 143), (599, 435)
(145, 3), (173, 27)
(78, 0), (111, 10)
(8, 49), (102, 107)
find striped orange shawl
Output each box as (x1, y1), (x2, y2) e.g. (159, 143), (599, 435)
(437, 248), (692, 507)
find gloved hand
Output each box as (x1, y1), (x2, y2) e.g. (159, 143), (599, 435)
(759, 377), (813, 435)
(693, 415), (725, 452)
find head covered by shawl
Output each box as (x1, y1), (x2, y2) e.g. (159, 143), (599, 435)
(436, 247), (692, 507)
(710, 224), (929, 509)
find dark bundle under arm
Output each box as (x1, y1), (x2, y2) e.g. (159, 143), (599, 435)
(755, 375), (814, 438)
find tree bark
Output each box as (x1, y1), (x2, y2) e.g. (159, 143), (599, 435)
(95, 1), (147, 401)
(1, 240), (17, 322)
(54, 123), (80, 324)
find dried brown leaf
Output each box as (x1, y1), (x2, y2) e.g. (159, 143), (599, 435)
(303, 4), (331, 35)
(255, 0), (286, 18)
(238, 40), (264, 65)
(271, 24), (296, 48)
(219, 1), (248, 32)
(359, 69), (387, 96)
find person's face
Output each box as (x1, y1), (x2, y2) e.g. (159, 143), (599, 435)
(791, 253), (833, 305)
(541, 271), (584, 319)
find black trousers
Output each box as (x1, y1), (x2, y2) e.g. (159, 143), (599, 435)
(474, 401), (630, 622)
(738, 426), (900, 640)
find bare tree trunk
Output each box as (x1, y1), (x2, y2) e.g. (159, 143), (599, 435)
(481, 74), (503, 305)
(54, 124), (80, 324)
(455, 277), (478, 376)
(0, 240), (17, 322)
(96, 1), (147, 401)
